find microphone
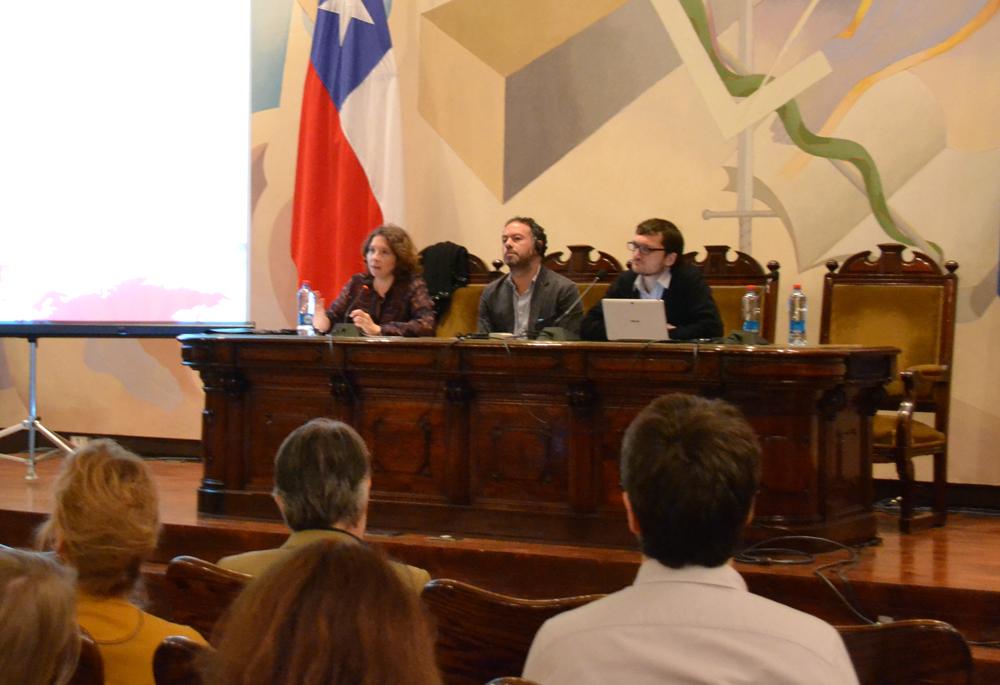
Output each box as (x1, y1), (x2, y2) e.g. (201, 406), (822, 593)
(536, 269), (607, 340)
(342, 283), (371, 321)
(331, 280), (371, 337)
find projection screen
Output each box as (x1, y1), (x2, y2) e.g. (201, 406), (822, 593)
(0, 3), (251, 336)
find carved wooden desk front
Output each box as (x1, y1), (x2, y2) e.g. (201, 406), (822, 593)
(180, 336), (896, 546)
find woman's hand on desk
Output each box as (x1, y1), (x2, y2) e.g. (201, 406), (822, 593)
(350, 309), (382, 336)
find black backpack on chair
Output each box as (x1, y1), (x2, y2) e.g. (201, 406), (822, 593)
(420, 241), (471, 319)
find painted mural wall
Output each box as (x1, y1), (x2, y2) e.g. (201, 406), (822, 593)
(2, 0), (997, 485)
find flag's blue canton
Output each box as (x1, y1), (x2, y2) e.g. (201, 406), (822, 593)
(312, 0), (392, 110)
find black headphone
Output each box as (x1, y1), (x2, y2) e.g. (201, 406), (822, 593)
(531, 223), (547, 257)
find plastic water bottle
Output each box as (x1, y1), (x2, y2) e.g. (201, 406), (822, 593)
(741, 285), (761, 336)
(296, 282), (316, 336)
(788, 284), (808, 346)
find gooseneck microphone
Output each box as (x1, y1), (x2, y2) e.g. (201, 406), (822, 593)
(341, 283), (371, 323)
(330, 278), (372, 337)
(535, 269), (607, 339)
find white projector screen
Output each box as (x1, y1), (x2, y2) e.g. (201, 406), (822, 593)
(0, 3), (251, 335)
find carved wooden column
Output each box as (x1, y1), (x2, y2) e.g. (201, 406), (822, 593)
(196, 367), (246, 515)
(443, 379), (473, 504)
(328, 371), (357, 425)
(567, 380), (599, 513)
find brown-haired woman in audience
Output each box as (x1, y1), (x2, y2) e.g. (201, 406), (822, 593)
(0, 546), (80, 685)
(36, 440), (206, 685)
(311, 223), (436, 336)
(207, 539), (442, 685)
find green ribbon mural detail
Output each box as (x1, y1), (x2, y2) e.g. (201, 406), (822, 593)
(680, 0), (937, 255)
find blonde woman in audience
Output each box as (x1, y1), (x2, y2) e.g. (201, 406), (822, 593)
(207, 539), (442, 685)
(37, 440), (206, 685)
(0, 546), (80, 685)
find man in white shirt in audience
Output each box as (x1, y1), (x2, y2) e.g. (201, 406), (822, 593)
(523, 393), (859, 685)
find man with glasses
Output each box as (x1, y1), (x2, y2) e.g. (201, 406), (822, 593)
(580, 218), (722, 341)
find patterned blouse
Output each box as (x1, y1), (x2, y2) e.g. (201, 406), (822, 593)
(325, 272), (436, 337)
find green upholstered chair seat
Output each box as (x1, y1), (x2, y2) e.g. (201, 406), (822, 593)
(711, 287), (744, 336)
(436, 285), (486, 337)
(581, 283), (609, 312)
(872, 414), (946, 452)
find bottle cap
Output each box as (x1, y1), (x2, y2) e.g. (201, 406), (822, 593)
(793, 283), (801, 289)
(746, 285), (757, 291)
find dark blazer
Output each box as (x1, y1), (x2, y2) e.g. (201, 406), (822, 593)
(477, 266), (582, 336)
(581, 262), (723, 341)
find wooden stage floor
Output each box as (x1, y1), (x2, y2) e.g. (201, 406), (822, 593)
(3, 456), (1000, 678)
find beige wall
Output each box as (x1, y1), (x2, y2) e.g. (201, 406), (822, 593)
(2, 0), (997, 485)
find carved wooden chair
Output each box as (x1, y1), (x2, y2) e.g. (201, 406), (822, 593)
(163, 556), (250, 640)
(820, 244), (958, 532)
(837, 619), (972, 685)
(544, 244), (623, 312)
(684, 245), (781, 342)
(153, 635), (211, 685)
(68, 634), (103, 685)
(422, 578), (603, 685)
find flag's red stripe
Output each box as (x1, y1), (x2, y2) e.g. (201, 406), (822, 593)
(291, 64), (383, 301)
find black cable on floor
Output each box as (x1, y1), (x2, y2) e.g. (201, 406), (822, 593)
(735, 535), (876, 625)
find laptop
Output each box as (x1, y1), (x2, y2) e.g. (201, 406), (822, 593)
(603, 299), (668, 341)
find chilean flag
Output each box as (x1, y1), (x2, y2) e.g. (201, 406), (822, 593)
(291, 0), (404, 300)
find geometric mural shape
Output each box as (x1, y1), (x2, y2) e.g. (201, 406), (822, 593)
(419, 0), (677, 201)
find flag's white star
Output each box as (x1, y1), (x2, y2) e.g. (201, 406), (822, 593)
(319, 0), (375, 46)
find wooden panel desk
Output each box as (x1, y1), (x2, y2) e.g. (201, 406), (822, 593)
(180, 336), (896, 546)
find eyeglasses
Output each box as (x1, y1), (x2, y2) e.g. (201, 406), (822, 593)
(626, 241), (666, 256)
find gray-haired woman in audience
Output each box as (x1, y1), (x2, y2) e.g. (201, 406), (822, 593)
(0, 546), (80, 685)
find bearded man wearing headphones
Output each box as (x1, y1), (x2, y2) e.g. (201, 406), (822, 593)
(477, 217), (583, 337)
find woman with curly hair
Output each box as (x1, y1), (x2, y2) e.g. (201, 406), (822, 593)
(37, 440), (206, 685)
(311, 223), (436, 336)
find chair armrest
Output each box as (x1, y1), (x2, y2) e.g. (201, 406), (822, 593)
(905, 364), (948, 400)
(907, 363), (949, 382)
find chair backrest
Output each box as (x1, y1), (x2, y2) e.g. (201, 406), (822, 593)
(543, 245), (622, 283)
(467, 253), (504, 284)
(544, 245), (620, 315)
(837, 619), (973, 685)
(436, 284), (488, 337)
(163, 556), (250, 640)
(68, 634), (103, 685)
(684, 245), (781, 342)
(153, 635), (211, 685)
(434, 252), (504, 337)
(422, 579), (603, 685)
(820, 243), (958, 402)
(578, 282), (610, 312)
